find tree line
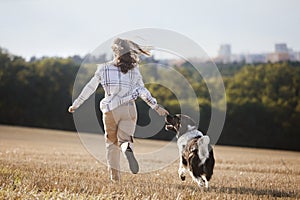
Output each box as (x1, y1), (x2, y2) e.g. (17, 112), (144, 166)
(0, 48), (299, 150)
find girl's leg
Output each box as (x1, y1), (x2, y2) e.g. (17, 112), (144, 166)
(117, 102), (139, 173)
(118, 102), (137, 144)
(103, 111), (120, 181)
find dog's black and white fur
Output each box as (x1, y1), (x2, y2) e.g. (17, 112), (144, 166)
(165, 114), (215, 188)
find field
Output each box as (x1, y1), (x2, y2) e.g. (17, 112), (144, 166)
(0, 125), (299, 199)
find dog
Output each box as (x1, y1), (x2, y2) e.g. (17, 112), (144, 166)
(165, 114), (215, 188)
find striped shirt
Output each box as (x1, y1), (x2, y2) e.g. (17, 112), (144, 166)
(72, 62), (157, 113)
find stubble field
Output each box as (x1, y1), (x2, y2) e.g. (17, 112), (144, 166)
(0, 125), (299, 199)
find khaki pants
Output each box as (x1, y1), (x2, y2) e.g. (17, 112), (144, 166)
(103, 101), (137, 180)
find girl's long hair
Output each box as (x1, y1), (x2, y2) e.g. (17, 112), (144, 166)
(112, 38), (151, 73)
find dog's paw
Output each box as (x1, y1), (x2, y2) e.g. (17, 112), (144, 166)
(180, 175), (186, 181)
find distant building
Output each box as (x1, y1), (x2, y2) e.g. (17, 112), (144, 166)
(287, 48), (300, 62)
(231, 54), (245, 63)
(267, 43), (290, 63)
(217, 44), (231, 63)
(294, 52), (300, 61)
(267, 53), (290, 63)
(213, 43), (299, 64)
(245, 54), (267, 64)
(275, 43), (288, 53)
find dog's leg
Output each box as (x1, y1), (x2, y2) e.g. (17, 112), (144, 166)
(189, 172), (204, 188)
(189, 172), (209, 189)
(201, 175), (209, 189)
(178, 156), (187, 181)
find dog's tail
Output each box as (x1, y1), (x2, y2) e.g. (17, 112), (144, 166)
(197, 136), (210, 162)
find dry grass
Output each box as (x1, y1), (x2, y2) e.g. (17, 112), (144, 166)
(0, 125), (299, 199)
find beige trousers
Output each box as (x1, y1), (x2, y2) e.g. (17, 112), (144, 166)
(102, 101), (137, 180)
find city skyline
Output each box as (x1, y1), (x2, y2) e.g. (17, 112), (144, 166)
(215, 42), (300, 64)
(2, 40), (299, 65)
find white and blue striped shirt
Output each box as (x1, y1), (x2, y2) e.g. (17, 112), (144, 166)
(72, 62), (157, 113)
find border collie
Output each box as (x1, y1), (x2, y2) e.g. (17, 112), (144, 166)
(165, 114), (215, 188)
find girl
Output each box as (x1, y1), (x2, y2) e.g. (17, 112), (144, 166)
(68, 38), (169, 181)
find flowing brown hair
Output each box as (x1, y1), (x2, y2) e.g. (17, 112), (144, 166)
(112, 38), (151, 73)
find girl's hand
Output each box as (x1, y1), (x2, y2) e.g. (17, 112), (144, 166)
(154, 105), (169, 116)
(68, 106), (76, 113)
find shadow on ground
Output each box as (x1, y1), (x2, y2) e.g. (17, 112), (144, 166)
(174, 183), (298, 198)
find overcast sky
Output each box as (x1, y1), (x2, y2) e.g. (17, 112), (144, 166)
(0, 0), (299, 59)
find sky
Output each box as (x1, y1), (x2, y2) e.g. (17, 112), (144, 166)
(0, 0), (299, 60)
